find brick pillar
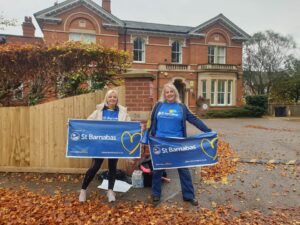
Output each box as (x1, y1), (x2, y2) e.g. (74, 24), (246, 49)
(124, 74), (155, 121)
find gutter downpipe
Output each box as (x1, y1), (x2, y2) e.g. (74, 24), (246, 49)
(123, 22), (127, 51)
(157, 70), (160, 101)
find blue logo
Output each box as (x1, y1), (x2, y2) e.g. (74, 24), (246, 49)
(71, 132), (80, 141)
(153, 146), (161, 155)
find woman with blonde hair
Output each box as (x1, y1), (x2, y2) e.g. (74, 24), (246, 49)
(79, 89), (130, 203)
(148, 83), (211, 206)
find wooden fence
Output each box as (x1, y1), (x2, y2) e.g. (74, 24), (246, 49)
(0, 87), (129, 173)
(268, 103), (300, 117)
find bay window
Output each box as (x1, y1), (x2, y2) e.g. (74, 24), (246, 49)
(200, 79), (234, 106)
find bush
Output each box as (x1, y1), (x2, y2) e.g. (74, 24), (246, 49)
(244, 105), (265, 117)
(245, 95), (268, 113)
(0, 42), (130, 106)
(206, 105), (265, 118)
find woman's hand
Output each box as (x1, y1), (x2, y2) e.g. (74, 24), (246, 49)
(140, 123), (145, 132)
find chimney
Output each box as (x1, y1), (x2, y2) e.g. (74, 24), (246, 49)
(22, 16), (35, 37)
(102, 0), (111, 13)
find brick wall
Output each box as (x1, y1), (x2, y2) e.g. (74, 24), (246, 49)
(5, 35), (43, 45)
(124, 76), (155, 121)
(125, 78), (153, 111)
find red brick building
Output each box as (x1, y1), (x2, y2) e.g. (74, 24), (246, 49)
(2, 0), (250, 119)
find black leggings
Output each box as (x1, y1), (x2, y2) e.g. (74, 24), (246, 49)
(81, 158), (118, 190)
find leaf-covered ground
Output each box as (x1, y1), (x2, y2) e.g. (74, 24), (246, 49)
(201, 140), (239, 183)
(1, 138), (299, 224)
(0, 188), (299, 225)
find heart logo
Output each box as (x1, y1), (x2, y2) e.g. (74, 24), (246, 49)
(121, 131), (142, 155)
(200, 137), (218, 160)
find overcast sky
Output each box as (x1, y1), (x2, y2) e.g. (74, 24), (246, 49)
(1, 0), (299, 55)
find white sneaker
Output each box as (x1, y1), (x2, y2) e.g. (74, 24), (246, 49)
(107, 190), (116, 202)
(79, 189), (87, 202)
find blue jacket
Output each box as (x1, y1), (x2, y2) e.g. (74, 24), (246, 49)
(149, 102), (211, 137)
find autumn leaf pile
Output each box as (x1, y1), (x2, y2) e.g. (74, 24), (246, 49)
(201, 139), (239, 182)
(0, 188), (299, 225)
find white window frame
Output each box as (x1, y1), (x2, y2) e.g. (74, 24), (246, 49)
(69, 32), (96, 43)
(227, 80), (233, 105)
(208, 46), (226, 64)
(217, 80), (226, 105)
(133, 37), (145, 63)
(199, 79), (234, 106)
(201, 80), (207, 99)
(171, 41), (182, 64)
(210, 80), (215, 105)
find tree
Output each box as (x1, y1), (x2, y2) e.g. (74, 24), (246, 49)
(0, 13), (17, 30)
(243, 30), (297, 95)
(270, 59), (300, 103)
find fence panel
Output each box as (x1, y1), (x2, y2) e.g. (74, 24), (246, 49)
(0, 107), (30, 167)
(0, 87), (128, 173)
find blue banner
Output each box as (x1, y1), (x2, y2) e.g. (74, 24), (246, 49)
(149, 132), (218, 170)
(66, 119), (141, 158)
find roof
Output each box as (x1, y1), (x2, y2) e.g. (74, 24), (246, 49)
(34, 1), (250, 40)
(34, 0), (123, 29)
(123, 20), (193, 34)
(189, 14), (251, 40)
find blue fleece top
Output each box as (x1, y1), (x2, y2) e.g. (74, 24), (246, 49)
(149, 102), (211, 137)
(102, 106), (119, 121)
(156, 102), (183, 138)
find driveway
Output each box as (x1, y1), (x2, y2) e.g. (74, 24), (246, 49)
(191, 117), (299, 213)
(0, 117), (299, 216)
(200, 117), (300, 161)
(122, 117), (300, 213)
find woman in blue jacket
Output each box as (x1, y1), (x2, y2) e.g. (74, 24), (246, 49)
(148, 83), (211, 206)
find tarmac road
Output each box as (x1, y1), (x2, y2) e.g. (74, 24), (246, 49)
(151, 117), (300, 212)
(122, 117), (300, 212)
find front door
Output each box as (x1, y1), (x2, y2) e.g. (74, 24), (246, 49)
(174, 79), (185, 103)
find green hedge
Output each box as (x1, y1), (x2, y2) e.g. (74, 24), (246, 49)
(205, 95), (268, 118)
(206, 105), (265, 118)
(245, 95), (268, 113)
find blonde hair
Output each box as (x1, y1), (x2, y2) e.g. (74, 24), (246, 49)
(103, 89), (119, 105)
(159, 83), (181, 103)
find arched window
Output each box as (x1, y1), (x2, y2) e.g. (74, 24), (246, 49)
(68, 18), (96, 44)
(171, 41), (182, 63)
(69, 33), (96, 43)
(133, 37), (145, 62)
